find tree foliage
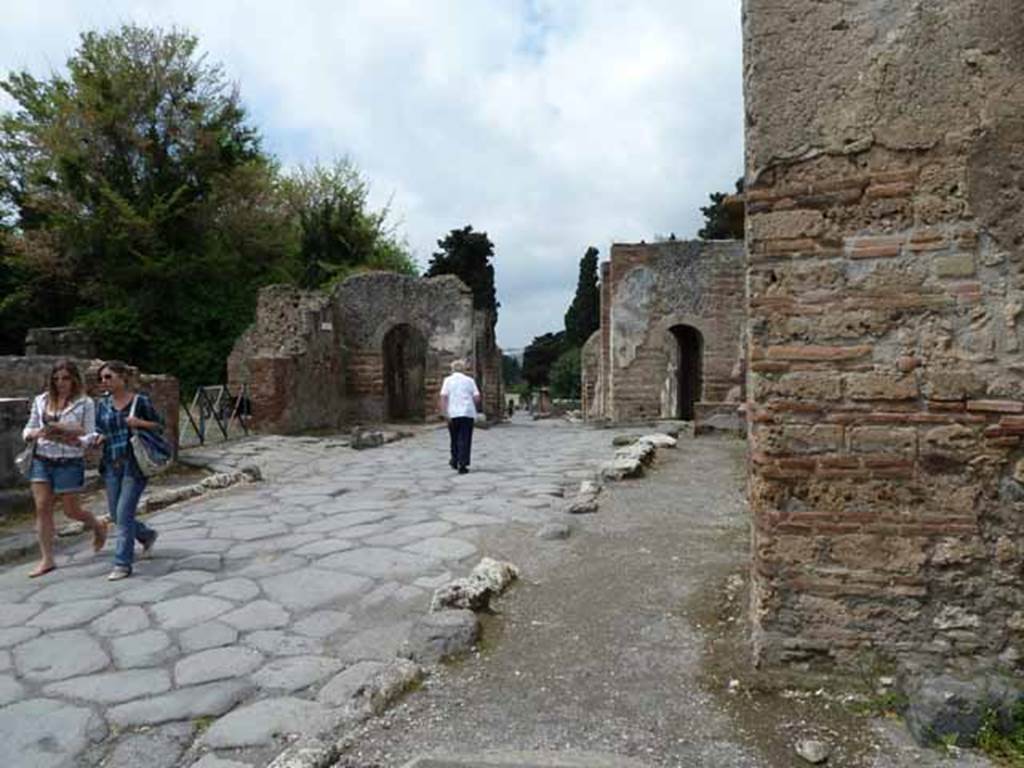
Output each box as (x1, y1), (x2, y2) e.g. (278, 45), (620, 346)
(424, 225), (498, 316)
(502, 353), (522, 387)
(0, 24), (414, 389)
(564, 245), (600, 348)
(522, 331), (567, 388)
(697, 177), (745, 240)
(549, 347), (581, 399)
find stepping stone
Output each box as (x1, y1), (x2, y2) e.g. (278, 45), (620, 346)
(43, 668), (171, 704)
(107, 680), (255, 727)
(259, 568), (371, 611)
(111, 630), (174, 669)
(0, 698), (107, 768)
(90, 606), (150, 636)
(251, 655), (343, 692)
(15, 630), (109, 681)
(174, 646), (264, 686)
(152, 596), (233, 629)
(200, 578), (261, 602)
(179, 622), (238, 653)
(219, 600), (290, 631)
(202, 696), (342, 748)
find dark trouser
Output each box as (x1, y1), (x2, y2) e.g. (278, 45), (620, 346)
(449, 417), (474, 469)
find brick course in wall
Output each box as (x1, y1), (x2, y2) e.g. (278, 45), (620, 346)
(745, 0), (1024, 668)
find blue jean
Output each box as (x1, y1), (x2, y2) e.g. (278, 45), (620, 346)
(449, 417), (474, 469)
(104, 458), (155, 570)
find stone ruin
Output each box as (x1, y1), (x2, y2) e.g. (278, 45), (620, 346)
(582, 239), (746, 430)
(228, 272), (503, 433)
(744, 0), (1024, 669)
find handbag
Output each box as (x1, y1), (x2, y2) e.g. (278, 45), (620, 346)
(14, 443), (34, 480)
(128, 396), (172, 477)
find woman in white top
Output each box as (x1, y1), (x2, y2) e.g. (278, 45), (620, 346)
(21, 360), (107, 577)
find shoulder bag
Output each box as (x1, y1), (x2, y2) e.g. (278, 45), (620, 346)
(129, 396), (172, 477)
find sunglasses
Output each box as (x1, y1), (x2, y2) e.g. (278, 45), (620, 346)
(100, 373), (116, 381)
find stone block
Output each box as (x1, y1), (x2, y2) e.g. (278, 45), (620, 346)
(848, 426), (917, 456)
(935, 254), (976, 278)
(844, 373), (918, 401)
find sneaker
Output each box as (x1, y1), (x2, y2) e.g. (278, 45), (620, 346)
(107, 567), (131, 581)
(142, 530), (159, 556)
(457, 466), (469, 474)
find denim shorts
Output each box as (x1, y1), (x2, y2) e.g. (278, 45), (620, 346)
(29, 457), (86, 494)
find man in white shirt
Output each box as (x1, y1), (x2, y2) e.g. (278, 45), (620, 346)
(440, 359), (482, 474)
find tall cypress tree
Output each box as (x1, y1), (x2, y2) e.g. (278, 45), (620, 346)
(425, 225), (498, 316)
(564, 246), (600, 347)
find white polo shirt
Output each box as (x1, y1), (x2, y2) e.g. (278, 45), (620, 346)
(440, 372), (480, 419)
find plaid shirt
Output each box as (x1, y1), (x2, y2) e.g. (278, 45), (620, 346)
(95, 393), (163, 467)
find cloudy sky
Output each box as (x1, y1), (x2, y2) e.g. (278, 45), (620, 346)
(0, 1), (744, 350)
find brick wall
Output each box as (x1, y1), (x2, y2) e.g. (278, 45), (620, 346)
(603, 240), (745, 423)
(745, 0), (1024, 667)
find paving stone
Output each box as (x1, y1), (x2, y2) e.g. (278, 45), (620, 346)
(15, 630), (110, 681)
(27, 597), (117, 630)
(404, 537), (479, 561)
(43, 668), (171, 704)
(203, 696), (342, 748)
(242, 630), (324, 656)
(0, 698), (108, 768)
(236, 555), (307, 579)
(211, 521), (289, 542)
(166, 570), (220, 585)
(293, 610), (353, 638)
(175, 646), (264, 686)
(0, 674), (25, 706)
(0, 650), (9, 672)
(179, 621), (239, 653)
(260, 567), (371, 611)
(439, 511), (502, 526)
(360, 581), (426, 611)
(336, 622), (413, 663)
(200, 577), (261, 602)
(0, 625), (41, 648)
(156, 537), (234, 554)
(189, 756), (253, 768)
(175, 553), (224, 573)
(90, 605), (150, 636)
(105, 721), (195, 768)
(317, 660), (385, 706)
(296, 510), (393, 535)
(27, 577), (133, 603)
(111, 629), (175, 669)
(152, 596), (234, 629)
(365, 521), (454, 547)
(108, 679), (255, 727)
(251, 655), (344, 692)
(292, 538), (355, 557)
(0, 601), (43, 627)
(219, 600), (290, 631)
(118, 580), (188, 605)
(316, 547), (439, 579)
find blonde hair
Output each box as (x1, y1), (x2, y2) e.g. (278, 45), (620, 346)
(450, 358), (467, 373)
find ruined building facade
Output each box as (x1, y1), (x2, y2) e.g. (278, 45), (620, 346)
(583, 240), (746, 428)
(228, 273), (503, 433)
(745, 0), (1024, 667)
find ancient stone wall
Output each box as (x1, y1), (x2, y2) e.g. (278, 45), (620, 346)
(332, 273), (478, 423)
(227, 286), (345, 433)
(0, 398), (31, 489)
(745, 0), (1024, 667)
(473, 309), (504, 419)
(590, 240), (745, 424)
(581, 331), (602, 419)
(24, 327), (97, 359)
(0, 357), (180, 458)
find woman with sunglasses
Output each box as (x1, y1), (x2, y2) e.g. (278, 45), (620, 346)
(93, 361), (162, 581)
(21, 360), (108, 578)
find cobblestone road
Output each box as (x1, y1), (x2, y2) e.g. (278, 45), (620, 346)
(0, 418), (616, 768)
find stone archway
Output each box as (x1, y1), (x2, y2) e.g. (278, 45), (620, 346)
(383, 323), (427, 420)
(668, 324), (703, 421)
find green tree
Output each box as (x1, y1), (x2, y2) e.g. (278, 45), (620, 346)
(698, 177), (745, 240)
(281, 159), (416, 289)
(549, 347), (581, 399)
(564, 245), (600, 347)
(425, 225), (498, 315)
(522, 331), (567, 388)
(0, 24), (280, 386)
(502, 353), (522, 387)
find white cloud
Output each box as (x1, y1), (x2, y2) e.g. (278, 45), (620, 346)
(0, 0), (743, 349)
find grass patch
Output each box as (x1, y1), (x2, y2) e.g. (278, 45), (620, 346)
(977, 704), (1024, 766)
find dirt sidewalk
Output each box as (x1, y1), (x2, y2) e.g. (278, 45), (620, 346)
(329, 435), (990, 768)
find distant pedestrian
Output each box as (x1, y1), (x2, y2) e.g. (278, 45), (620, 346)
(20, 360), (107, 578)
(440, 359), (481, 474)
(92, 361), (161, 581)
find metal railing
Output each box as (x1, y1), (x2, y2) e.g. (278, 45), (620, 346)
(180, 384), (251, 447)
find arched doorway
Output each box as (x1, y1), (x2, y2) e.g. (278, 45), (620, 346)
(669, 324), (703, 420)
(383, 324), (427, 420)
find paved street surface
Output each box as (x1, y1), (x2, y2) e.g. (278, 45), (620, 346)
(0, 418), (613, 768)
